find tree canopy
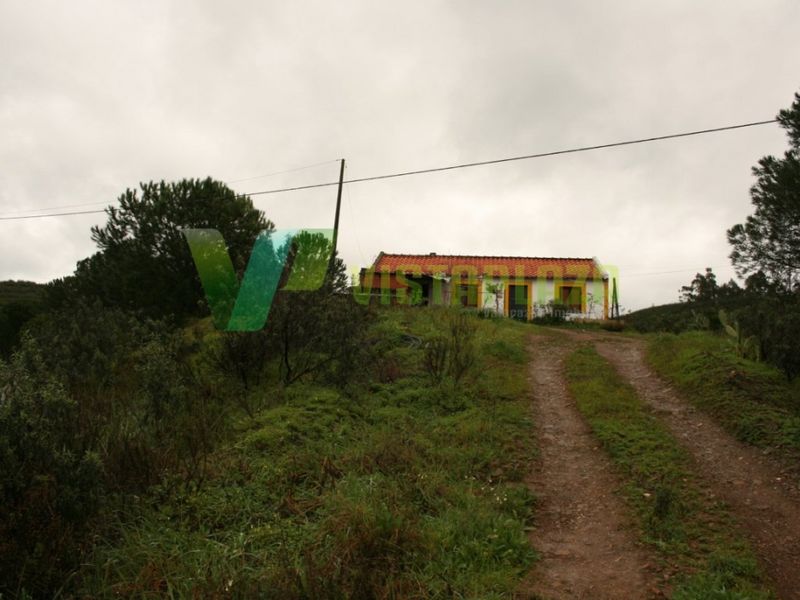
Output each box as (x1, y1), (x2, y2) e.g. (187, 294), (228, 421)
(727, 93), (800, 291)
(60, 178), (272, 320)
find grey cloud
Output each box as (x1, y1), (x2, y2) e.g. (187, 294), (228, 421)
(1, 0), (798, 310)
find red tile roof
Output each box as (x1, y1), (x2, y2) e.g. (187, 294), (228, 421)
(367, 253), (605, 280)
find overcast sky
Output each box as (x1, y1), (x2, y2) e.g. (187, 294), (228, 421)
(1, 1), (798, 310)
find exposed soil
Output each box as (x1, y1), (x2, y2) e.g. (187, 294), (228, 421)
(518, 334), (661, 599)
(581, 333), (800, 600)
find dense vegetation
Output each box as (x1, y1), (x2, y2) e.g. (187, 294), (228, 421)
(1, 303), (538, 598)
(0, 281), (44, 358)
(71, 309), (537, 598)
(0, 176), (540, 598)
(48, 178), (271, 322)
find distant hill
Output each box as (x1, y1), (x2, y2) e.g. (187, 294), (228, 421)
(626, 296), (752, 333)
(0, 280), (45, 307)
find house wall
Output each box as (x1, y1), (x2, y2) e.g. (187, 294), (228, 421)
(359, 271), (608, 319)
(479, 277), (608, 319)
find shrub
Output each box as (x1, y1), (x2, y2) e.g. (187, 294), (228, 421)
(0, 354), (104, 597)
(266, 289), (372, 387)
(207, 329), (271, 417)
(0, 301), (40, 359)
(447, 311), (477, 382)
(422, 311), (477, 385)
(423, 335), (449, 382)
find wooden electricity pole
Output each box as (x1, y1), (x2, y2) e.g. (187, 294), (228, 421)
(611, 277), (620, 319)
(327, 158), (346, 283)
(331, 158), (345, 257)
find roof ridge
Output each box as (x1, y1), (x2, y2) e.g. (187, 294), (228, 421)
(377, 253), (596, 261)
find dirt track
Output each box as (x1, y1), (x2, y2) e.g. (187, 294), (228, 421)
(522, 328), (800, 599)
(518, 334), (660, 599)
(586, 333), (800, 600)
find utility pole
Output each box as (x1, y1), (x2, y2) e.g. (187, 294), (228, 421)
(328, 158), (346, 283)
(331, 158), (345, 257)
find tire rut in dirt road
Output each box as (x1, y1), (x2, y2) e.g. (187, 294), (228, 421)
(592, 336), (800, 600)
(519, 334), (660, 600)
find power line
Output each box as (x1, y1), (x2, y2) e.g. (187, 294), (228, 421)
(246, 118), (778, 196)
(0, 200), (110, 215)
(0, 160), (341, 218)
(0, 208), (108, 220)
(623, 267), (715, 277)
(0, 118), (778, 221)
(225, 159), (339, 184)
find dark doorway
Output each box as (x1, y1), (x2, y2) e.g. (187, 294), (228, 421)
(508, 284), (528, 320)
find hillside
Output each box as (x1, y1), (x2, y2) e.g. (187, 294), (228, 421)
(0, 280), (44, 306)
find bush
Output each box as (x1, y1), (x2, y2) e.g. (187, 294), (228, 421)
(0, 354), (104, 597)
(0, 301), (40, 359)
(266, 289), (373, 387)
(734, 295), (800, 380)
(207, 329), (271, 417)
(422, 311), (477, 384)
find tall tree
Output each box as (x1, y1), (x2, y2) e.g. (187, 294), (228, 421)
(67, 178), (272, 320)
(679, 267), (718, 302)
(727, 93), (800, 290)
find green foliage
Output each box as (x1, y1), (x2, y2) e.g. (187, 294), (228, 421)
(681, 267), (719, 302)
(627, 296), (744, 334)
(628, 291), (800, 380)
(207, 329), (272, 417)
(266, 285), (372, 387)
(566, 345), (772, 599)
(734, 295), (800, 380)
(422, 310), (477, 385)
(690, 308), (711, 330)
(0, 281), (45, 358)
(719, 309), (761, 361)
(728, 92), (800, 290)
(61, 178), (272, 321)
(0, 301), (39, 358)
(21, 299), (155, 397)
(647, 331), (800, 459)
(72, 308), (538, 598)
(0, 355), (104, 597)
(447, 310), (478, 382)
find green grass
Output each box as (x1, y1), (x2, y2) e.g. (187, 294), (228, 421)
(566, 345), (773, 599)
(646, 331), (800, 460)
(73, 309), (539, 599)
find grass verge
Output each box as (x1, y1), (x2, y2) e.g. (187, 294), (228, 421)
(566, 344), (773, 599)
(646, 331), (800, 462)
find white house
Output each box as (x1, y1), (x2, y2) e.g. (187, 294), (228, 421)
(359, 252), (610, 320)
